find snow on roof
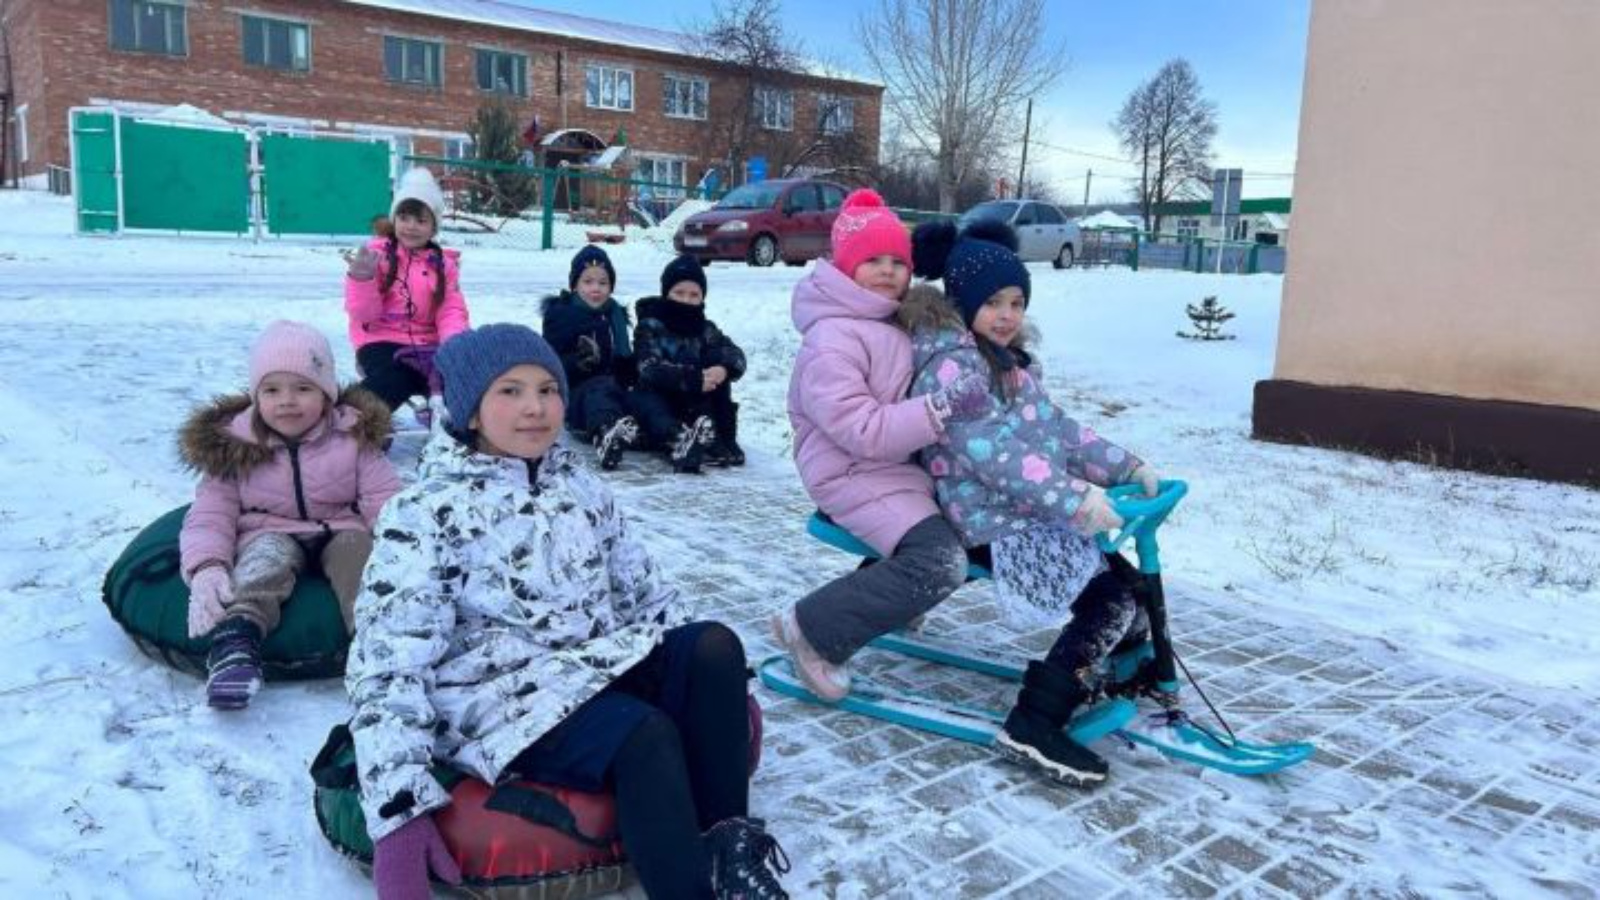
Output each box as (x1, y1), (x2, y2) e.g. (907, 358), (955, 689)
(1078, 210), (1138, 230)
(1261, 211), (1290, 230)
(339, 0), (880, 86)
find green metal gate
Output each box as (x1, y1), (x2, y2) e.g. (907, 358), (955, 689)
(260, 133), (392, 236)
(69, 107), (393, 238)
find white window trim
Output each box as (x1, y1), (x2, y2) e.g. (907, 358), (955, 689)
(225, 7), (317, 26)
(239, 13), (312, 73)
(817, 93), (855, 135)
(14, 104), (28, 163)
(635, 153), (689, 195)
(662, 73), (709, 121)
(584, 63), (635, 112)
(475, 47), (530, 97)
(754, 86), (794, 132)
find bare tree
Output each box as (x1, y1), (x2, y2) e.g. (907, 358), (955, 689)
(692, 0), (806, 183)
(1113, 59), (1218, 235)
(859, 0), (1065, 212)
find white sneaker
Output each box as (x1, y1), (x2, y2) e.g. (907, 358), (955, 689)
(770, 607), (851, 703)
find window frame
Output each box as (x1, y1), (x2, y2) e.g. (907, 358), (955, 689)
(662, 73), (709, 121)
(475, 48), (528, 97)
(241, 14), (311, 73)
(384, 35), (444, 89)
(1176, 217), (1201, 238)
(635, 155), (689, 199)
(585, 64), (636, 112)
(817, 93), (855, 135)
(108, 0), (189, 57)
(754, 85), (795, 132)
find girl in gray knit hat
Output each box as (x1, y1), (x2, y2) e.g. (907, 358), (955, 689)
(346, 323), (789, 900)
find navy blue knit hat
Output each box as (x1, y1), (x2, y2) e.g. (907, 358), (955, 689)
(659, 254), (707, 298)
(912, 219), (1030, 327)
(569, 244), (616, 290)
(437, 323), (568, 428)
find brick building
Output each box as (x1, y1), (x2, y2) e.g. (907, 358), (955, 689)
(0, 0), (882, 191)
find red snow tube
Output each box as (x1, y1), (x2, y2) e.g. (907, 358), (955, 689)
(313, 695), (763, 897)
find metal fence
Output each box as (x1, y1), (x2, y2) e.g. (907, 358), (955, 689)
(1079, 227), (1286, 275)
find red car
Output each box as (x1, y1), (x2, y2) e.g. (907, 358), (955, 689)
(674, 178), (850, 267)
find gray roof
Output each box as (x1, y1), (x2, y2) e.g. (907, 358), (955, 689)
(341, 0), (878, 86)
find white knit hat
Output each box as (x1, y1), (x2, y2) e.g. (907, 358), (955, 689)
(390, 167), (446, 221)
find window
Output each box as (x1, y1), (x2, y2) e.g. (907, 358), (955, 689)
(1233, 218), (1250, 241)
(13, 104), (27, 164)
(1014, 204), (1037, 226)
(754, 87), (794, 131)
(109, 0), (187, 56)
(819, 184), (845, 210)
(1176, 217), (1201, 238)
(636, 156), (687, 198)
(785, 184), (821, 213)
(818, 94), (855, 135)
(663, 74), (708, 120)
(243, 16), (309, 71)
(585, 64), (634, 111)
(1034, 203), (1064, 225)
(443, 137), (475, 160)
(385, 36), (442, 88)
(476, 49), (527, 96)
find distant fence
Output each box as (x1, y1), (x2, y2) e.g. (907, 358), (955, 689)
(1079, 227), (1286, 275)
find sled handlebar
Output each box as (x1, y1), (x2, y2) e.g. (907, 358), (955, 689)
(1097, 479), (1188, 574)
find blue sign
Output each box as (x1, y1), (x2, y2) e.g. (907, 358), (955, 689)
(748, 156), (767, 183)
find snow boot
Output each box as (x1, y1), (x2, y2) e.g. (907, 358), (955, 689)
(705, 401), (746, 467)
(994, 661), (1109, 788)
(670, 415), (716, 474)
(705, 816), (791, 900)
(594, 415), (640, 470)
(206, 618), (264, 710)
(769, 607), (851, 702)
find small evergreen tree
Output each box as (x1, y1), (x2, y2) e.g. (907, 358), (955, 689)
(467, 100), (537, 216)
(1178, 295), (1236, 341)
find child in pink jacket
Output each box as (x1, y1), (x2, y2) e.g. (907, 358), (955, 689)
(344, 167), (470, 418)
(771, 190), (992, 702)
(178, 321), (400, 710)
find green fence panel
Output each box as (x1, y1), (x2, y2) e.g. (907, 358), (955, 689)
(71, 110), (119, 233)
(121, 119), (250, 233)
(262, 135), (391, 236)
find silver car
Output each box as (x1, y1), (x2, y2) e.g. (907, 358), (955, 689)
(958, 199), (1081, 269)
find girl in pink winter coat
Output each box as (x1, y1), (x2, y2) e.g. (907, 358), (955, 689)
(770, 190), (992, 703)
(344, 167), (471, 416)
(178, 321), (400, 710)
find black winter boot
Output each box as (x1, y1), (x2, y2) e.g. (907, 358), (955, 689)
(594, 415), (640, 470)
(705, 816), (790, 899)
(670, 415), (716, 474)
(207, 618), (264, 710)
(705, 401), (746, 467)
(994, 661), (1109, 788)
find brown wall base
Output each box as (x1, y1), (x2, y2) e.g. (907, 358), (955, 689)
(1253, 380), (1600, 486)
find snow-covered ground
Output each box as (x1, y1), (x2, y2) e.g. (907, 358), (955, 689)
(1, 189), (1596, 897)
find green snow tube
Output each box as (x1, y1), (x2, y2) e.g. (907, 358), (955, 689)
(101, 505), (350, 680)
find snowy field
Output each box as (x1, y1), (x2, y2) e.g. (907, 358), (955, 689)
(1, 189), (1597, 897)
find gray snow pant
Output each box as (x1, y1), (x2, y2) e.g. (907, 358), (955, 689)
(226, 530), (373, 636)
(795, 514), (968, 665)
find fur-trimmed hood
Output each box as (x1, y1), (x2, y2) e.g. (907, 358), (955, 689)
(177, 386), (391, 480)
(896, 282), (963, 334)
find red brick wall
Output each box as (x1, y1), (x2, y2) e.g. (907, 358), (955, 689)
(1, 0), (49, 180)
(5, 0), (880, 182)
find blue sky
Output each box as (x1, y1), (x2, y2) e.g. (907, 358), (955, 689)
(503, 0), (1309, 201)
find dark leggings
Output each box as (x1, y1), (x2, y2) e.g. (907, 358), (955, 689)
(357, 342), (428, 411)
(611, 624), (749, 899)
(1044, 558), (1146, 675)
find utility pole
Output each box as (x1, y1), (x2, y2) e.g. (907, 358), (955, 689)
(1015, 97), (1032, 200)
(1082, 169), (1092, 209)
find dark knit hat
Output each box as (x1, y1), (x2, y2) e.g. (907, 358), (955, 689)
(437, 323), (568, 427)
(912, 219), (1031, 327)
(659, 254), (708, 298)
(569, 245), (617, 290)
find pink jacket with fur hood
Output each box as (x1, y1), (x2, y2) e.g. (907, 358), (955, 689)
(177, 388), (400, 579)
(343, 237), (469, 351)
(787, 260), (943, 556)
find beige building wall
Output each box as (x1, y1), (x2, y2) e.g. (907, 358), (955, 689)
(1276, 0), (1600, 412)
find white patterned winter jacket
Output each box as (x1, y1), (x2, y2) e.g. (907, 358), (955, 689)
(345, 435), (682, 841)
